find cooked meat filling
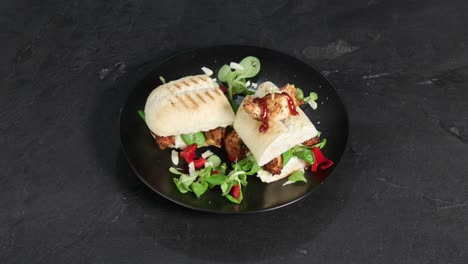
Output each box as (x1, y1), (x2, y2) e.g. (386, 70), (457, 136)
(224, 129), (247, 161)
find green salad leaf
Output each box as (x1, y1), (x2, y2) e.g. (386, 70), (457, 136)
(191, 182), (208, 198)
(282, 170), (307, 186)
(181, 132), (206, 146)
(137, 110), (145, 121)
(237, 56), (261, 78)
(282, 149), (294, 168)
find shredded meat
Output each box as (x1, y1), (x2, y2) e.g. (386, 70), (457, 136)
(263, 156), (283, 174)
(153, 133), (175, 150)
(302, 136), (321, 147)
(204, 127), (225, 148)
(224, 129), (247, 161)
(280, 84), (304, 106)
(243, 84), (303, 122)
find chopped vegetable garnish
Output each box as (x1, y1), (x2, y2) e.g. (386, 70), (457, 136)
(159, 76), (166, 84)
(192, 157), (206, 169)
(171, 150), (179, 165)
(217, 56), (261, 112)
(181, 132), (206, 146)
(281, 149), (294, 168)
(294, 149), (315, 164)
(180, 144), (197, 163)
(201, 66), (213, 76)
(137, 110), (145, 121)
(311, 147), (334, 172)
(296, 88), (304, 100)
(282, 170), (307, 186)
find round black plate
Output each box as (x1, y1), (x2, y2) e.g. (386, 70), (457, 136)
(119, 45), (348, 213)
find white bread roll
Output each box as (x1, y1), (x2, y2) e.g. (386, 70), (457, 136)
(233, 83), (318, 167)
(144, 75), (235, 136)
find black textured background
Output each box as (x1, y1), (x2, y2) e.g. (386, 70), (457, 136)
(1, 0), (467, 263)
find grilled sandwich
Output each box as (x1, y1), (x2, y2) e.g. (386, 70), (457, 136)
(144, 74), (235, 149)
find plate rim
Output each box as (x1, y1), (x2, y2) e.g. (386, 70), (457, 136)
(119, 44), (350, 214)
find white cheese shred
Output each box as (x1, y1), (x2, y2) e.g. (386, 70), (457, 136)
(188, 162), (196, 176)
(229, 62), (244, 71)
(308, 100), (318, 110)
(201, 150), (214, 159)
(171, 150), (179, 165)
(201, 67), (213, 76)
(246, 80), (251, 87)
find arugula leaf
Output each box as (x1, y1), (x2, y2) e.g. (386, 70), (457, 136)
(191, 182), (208, 198)
(282, 149), (293, 168)
(137, 110), (145, 121)
(237, 56), (261, 78)
(205, 174), (228, 185)
(282, 170), (307, 186)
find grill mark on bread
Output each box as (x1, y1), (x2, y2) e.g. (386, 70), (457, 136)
(175, 95), (189, 108)
(182, 80), (190, 87)
(196, 94), (207, 103)
(186, 94), (199, 108)
(190, 78), (199, 85)
(214, 89), (222, 96)
(205, 91), (215, 101)
(174, 83), (181, 89)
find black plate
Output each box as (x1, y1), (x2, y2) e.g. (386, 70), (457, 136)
(119, 45), (348, 213)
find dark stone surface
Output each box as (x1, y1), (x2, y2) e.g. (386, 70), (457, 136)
(1, 0), (467, 263)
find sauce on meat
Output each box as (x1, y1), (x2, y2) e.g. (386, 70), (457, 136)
(253, 97), (269, 133)
(253, 92), (298, 133)
(283, 92), (299, 116)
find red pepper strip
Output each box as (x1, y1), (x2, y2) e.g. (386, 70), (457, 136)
(212, 170), (219, 175)
(219, 84), (228, 93)
(180, 144), (197, 163)
(311, 147), (334, 172)
(231, 184), (240, 199)
(192, 157), (206, 169)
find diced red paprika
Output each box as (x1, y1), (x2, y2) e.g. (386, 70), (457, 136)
(231, 184), (240, 199)
(180, 144), (197, 163)
(192, 157), (206, 169)
(311, 147), (334, 172)
(212, 170), (219, 175)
